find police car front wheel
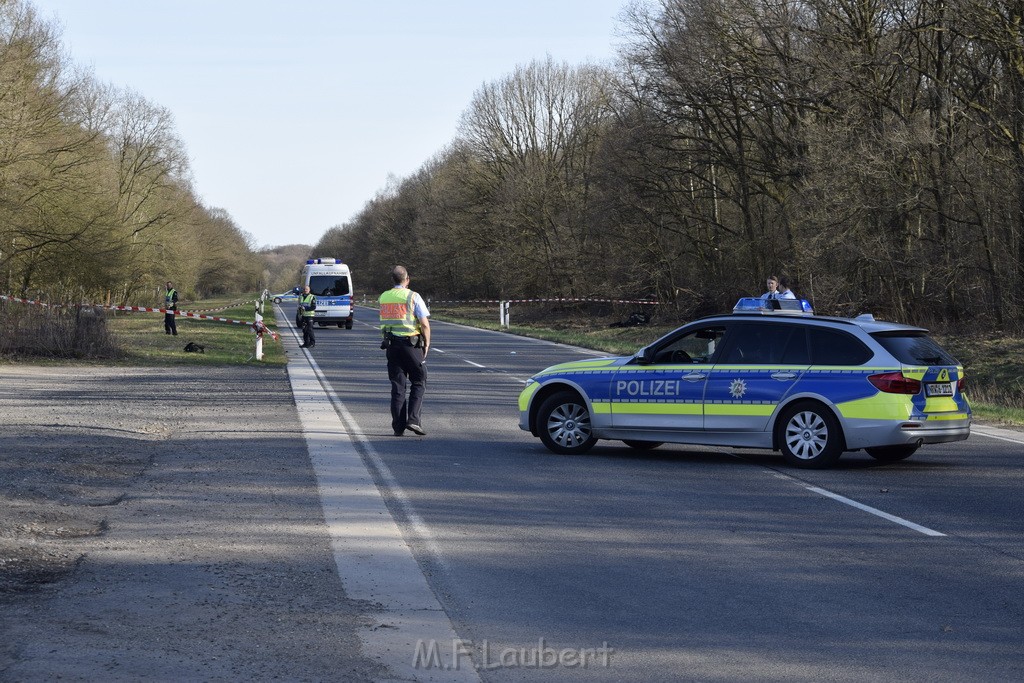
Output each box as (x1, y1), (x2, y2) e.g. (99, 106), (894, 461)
(778, 402), (844, 469)
(537, 391), (597, 455)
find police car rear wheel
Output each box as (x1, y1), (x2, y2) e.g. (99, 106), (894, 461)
(778, 402), (843, 469)
(537, 391), (596, 455)
(865, 444), (919, 462)
(622, 440), (663, 450)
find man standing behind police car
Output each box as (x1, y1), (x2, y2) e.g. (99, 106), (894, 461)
(298, 285), (316, 348)
(379, 265), (430, 436)
(164, 281), (178, 335)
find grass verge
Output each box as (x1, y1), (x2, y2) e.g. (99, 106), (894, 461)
(105, 294), (286, 367)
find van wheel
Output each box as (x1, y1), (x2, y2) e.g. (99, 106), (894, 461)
(622, 440), (663, 450)
(865, 444), (919, 462)
(778, 402), (844, 469)
(537, 391), (596, 455)
(345, 321), (353, 329)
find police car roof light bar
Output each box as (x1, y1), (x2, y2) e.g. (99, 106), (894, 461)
(732, 297), (813, 315)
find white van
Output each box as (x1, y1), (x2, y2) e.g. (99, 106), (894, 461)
(300, 258), (354, 329)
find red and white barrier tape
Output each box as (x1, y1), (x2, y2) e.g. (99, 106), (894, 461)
(186, 299), (258, 313)
(1, 294), (277, 339)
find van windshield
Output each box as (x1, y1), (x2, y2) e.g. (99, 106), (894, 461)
(871, 332), (959, 366)
(309, 276), (350, 297)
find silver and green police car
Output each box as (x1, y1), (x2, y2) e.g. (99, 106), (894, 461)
(518, 298), (971, 468)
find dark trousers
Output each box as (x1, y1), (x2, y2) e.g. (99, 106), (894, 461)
(301, 317), (315, 347)
(164, 311), (177, 335)
(386, 339), (426, 432)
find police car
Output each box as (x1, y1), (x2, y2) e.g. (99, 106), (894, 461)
(272, 288), (300, 304)
(518, 298), (971, 468)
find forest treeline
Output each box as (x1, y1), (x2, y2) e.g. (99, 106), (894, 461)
(7, 0), (1024, 331)
(316, 0), (1024, 331)
(0, 0), (262, 305)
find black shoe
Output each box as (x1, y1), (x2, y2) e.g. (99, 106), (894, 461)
(406, 424), (426, 436)
(299, 344), (307, 348)
(393, 431), (404, 437)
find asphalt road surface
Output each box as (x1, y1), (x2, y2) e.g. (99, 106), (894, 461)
(290, 306), (1024, 682)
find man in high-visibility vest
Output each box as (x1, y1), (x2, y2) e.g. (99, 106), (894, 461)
(164, 281), (178, 335)
(298, 285), (317, 348)
(379, 265), (430, 436)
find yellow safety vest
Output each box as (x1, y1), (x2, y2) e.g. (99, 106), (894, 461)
(379, 288), (419, 337)
(300, 293), (316, 318)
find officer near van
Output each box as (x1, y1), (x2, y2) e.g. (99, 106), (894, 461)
(298, 285), (317, 348)
(379, 265), (430, 436)
(164, 281), (178, 335)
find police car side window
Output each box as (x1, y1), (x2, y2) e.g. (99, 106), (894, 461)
(808, 327), (871, 365)
(654, 325), (726, 364)
(721, 324), (802, 365)
(780, 327), (810, 364)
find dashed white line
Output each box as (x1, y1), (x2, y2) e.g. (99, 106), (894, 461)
(765, 469), (946, 536)
(804, 486), (946, 537)
(972, 425), (1024, 445)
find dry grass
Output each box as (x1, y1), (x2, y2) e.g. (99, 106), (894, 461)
(0, 295), (286, 367)
(0, 303), (121, 359)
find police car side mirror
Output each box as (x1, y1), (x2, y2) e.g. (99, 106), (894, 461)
(636, 346), (655, 365)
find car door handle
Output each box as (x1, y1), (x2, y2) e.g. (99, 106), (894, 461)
(682, 372), (707, 382)
(771, 372), (798, 381)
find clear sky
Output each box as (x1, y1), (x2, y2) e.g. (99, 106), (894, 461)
(35, 0), (630, 250)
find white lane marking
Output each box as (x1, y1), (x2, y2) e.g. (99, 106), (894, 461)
(354, 304), (606, 355)
(806, 485), (946, 537)
(464, 359), (485, 368)
(972, 425), (1024, 445)
(765, 470), (946, 536)
(278, 306), (480, 683)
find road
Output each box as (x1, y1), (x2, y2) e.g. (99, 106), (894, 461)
(293, 306), (1024, 682)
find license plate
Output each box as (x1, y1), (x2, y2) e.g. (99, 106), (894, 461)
(926, 382), (954, 397)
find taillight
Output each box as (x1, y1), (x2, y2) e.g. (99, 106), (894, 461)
(868, 372), (921, 394)
(957, 376), (966, 393)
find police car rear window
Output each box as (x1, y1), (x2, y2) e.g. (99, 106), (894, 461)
(871, 333), (958, 366)
(309, 275), (350, 297)
(808, 328), (872, 365)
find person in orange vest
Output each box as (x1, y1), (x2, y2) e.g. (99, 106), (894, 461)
(379, 265), (431, 436)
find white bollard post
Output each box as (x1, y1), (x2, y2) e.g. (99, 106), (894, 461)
(254, 310), (264, 361)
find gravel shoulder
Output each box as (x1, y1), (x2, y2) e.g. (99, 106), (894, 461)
(0, 364), (380, 682)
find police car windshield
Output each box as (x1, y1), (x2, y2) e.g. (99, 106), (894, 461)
(309, 276), (350, 297)
(871, 333), (958, 366)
